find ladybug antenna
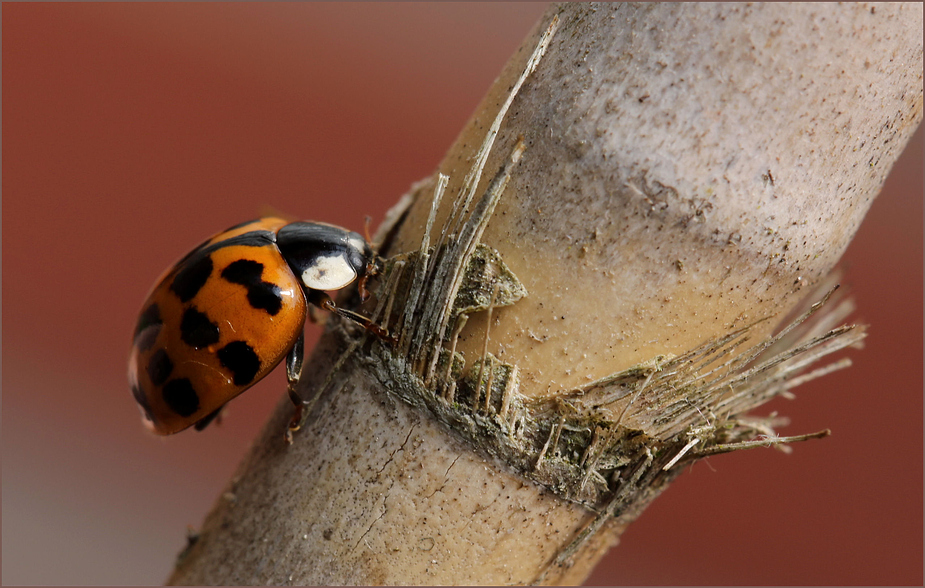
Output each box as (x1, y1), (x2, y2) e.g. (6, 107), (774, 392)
(363, 215), (373, 245)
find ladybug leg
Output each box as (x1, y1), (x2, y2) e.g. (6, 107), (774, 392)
(286, 329), (305, 405)
(357, 273), (371, 303)
(307, 290), (395, 343)
(285, 330), (306, 445)
(194, 407), (224, 431)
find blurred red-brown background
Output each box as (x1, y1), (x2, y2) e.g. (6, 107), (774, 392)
(3, 4), (921, 585)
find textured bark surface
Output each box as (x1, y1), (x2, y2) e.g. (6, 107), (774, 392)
(169, 335), (615, 585)
(169, 4), (922, 585)
(392, 2), (924, 395)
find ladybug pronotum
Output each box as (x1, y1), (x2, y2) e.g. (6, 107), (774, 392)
(129, 217), (380, 436)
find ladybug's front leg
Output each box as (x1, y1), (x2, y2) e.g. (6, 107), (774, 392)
(307, 290), (395, 343)
(284, 330), (306, 445)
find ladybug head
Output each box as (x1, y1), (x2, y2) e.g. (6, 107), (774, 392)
(277, 221), (374, 293)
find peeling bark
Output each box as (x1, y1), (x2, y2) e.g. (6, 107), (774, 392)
(169, 4), (923, 585)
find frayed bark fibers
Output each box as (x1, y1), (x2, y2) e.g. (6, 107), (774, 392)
(170, 4), (922, 585)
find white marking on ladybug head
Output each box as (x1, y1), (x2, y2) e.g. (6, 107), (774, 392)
(301, 253), (357, 291)
(347, 234), (368, 256)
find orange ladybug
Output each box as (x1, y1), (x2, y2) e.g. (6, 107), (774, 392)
(129, 217), (378, 435)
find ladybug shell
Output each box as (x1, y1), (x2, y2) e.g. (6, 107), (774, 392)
(129, 218), (306, 435)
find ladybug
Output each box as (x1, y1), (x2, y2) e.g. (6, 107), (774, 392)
(129, 217), (383, 436)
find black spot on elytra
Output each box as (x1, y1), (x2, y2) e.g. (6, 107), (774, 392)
(217, 341), (261, 386)
(134, 304), (163, 352)
(131, 383), (146, 406)
(221, 259), (283, 315)
(146, 348), (174, 386)
(168, 230), (277, 299)
(134, 304), (162, 340)
(220, 258), (263, 283)
(180, 307), (220, 349)
(163, 378), (200, 417)
(171, 255), (214, 302)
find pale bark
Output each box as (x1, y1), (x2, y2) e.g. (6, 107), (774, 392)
(169, 4), (923, 585)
